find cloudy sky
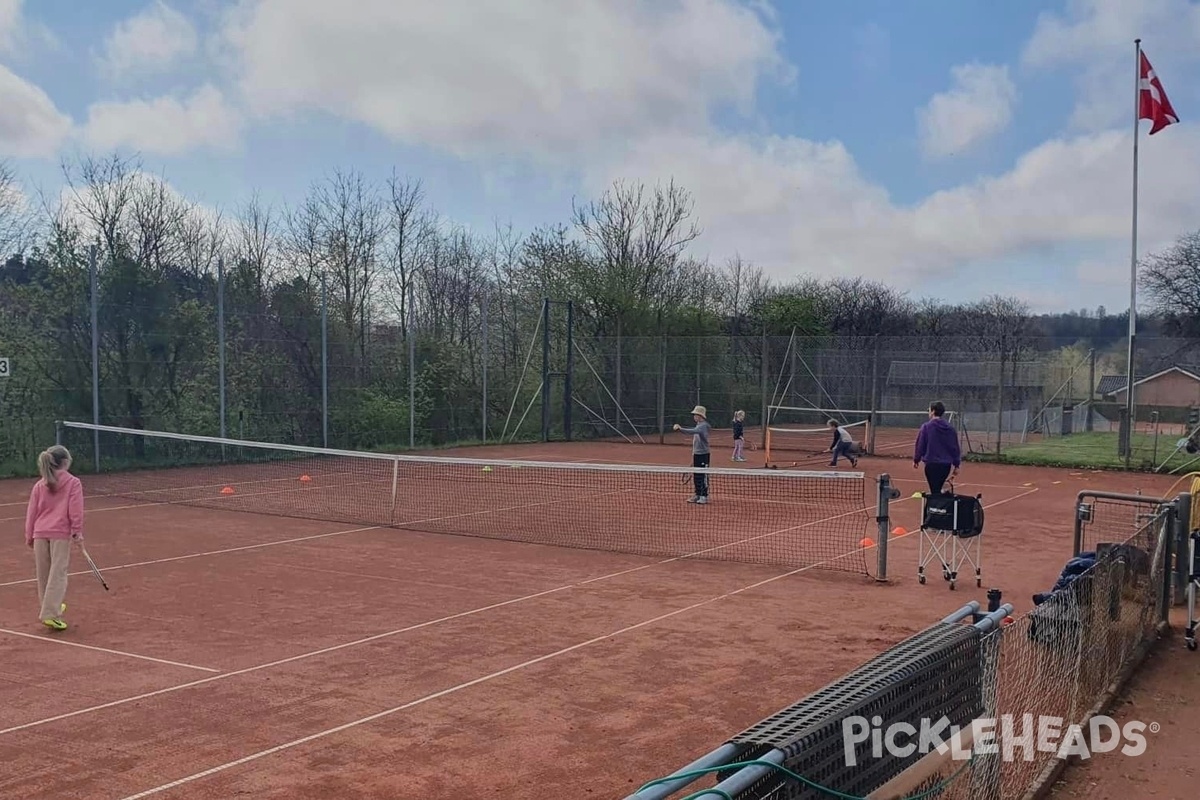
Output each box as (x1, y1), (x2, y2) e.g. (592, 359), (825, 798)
(2, 0), (1199, 313)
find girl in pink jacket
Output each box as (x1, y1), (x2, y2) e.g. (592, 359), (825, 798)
(25, 446), (84, 631)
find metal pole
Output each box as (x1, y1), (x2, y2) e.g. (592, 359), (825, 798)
(658, 330), (667, 445)
(1174, 492), (1191, 607)
(868, 335), (880, 455)
(996, 337), (1005, 456)
(541, 298), (550, 442)
(1126, 39), (1143, 466)
(89, 244), (100, 472)
(409, 281), (416, 449)
(321, 272), (329, 448)
(481, 292), (488, 443)
(217, 257), (226, 453)
(615, 315), (622, 430)
(760, 328), (768, 450)
(565, 301), (574, 441)
(1087, 348), (1096, 432)
(876, 473), (898, 581)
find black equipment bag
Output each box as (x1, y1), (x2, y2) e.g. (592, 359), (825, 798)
(922, 489), (984, 538)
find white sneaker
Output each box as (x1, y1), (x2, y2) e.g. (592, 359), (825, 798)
(687, 495), (699, 503)
(697, 497), (708, 505)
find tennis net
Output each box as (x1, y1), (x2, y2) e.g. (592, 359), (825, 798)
(58, 422), (874, 574)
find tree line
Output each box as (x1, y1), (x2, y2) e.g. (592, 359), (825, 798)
(0, 152), (1194, 472)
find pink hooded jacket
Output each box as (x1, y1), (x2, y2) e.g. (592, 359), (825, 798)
(25, 470), (84, 544)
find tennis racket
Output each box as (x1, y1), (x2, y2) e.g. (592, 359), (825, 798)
(81, 546), (109, 591)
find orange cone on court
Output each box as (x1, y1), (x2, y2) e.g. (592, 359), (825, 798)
(299, 474), (312, 483)
(220, 486), (235, 495)
(892, 526), (907, 537)
(860, 537), (874, 548)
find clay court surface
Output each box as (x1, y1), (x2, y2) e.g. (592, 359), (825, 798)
(0, 437), (1187, 799)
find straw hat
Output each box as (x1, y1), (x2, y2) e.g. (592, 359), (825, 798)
(691, 405), (707, 418)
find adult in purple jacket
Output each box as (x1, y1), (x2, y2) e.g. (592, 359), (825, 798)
(913, 401), (960, 495)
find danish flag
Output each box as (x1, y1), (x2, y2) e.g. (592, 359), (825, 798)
(1139, 51), (1178, 135)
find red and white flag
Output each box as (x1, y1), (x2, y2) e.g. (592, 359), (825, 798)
(1139, 51), (1178, 134)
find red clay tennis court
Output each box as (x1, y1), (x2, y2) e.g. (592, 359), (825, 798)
(0, 433), (1178, 800)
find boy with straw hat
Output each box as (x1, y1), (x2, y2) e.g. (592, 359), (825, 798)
(673, 405), (711, 504)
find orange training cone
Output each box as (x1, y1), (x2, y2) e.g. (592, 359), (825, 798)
(220, 486), (235, 495)
(892, 526), (907, 537)
(859, 537), (874, 548)
(299, 474), (312, 483)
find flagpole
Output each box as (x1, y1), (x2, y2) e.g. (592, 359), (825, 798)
(1124, 38), (1141, 466)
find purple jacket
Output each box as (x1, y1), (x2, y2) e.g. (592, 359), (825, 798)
(914, 417), (961, 467)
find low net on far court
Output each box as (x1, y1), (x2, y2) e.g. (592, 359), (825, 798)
(763, 406), (954, 467)
(57, 421), (881, 575)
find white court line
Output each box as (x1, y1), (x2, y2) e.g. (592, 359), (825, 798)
(113, 538), (915, 800)
(116, 487), (1047, 798)
(0, 496), (876, 736)
(0, 488), (632, 589)
(0, 628), (219, 673)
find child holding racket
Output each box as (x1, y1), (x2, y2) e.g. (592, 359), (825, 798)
(24, 445), (84, 631)
(673, 405), (711, 504)
(731, 410), (746, 462)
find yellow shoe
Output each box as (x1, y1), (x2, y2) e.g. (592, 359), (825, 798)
(42, 618), (67, 631)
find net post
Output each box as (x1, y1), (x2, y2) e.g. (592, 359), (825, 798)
(875, 472), (898, 581)
(564, 300), (574, 441)
(541, 298), (550, 442)
(54, 420), (63, 447)
(88, 243), (100, 474)
(1173, 491), (1191, 608)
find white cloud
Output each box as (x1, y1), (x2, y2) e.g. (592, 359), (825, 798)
(917, 63), (1018, 159)
(585, 122), (1200, 292)
(0, 64), (72, 158)
(80, 84), (242, 156)
(220, 0), (790, 164)
(99, 0), (198, 80)
(1022, 0), (1200, 132)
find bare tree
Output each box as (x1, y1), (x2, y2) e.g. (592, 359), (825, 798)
(0, 160), (34, 254)
(231, 192), (277, 294)
(61, 153), (140, 262)
(384, 172), (435, 333)
(570, 179), (702, 327)
(1141, 230), (1200, 335)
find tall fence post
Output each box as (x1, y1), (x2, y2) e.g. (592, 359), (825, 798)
(1087, 348), (1096, 432)
(760, 329), (768, 449)
(564, 300), (574, 441)
(481, 293), (488, 443)
(658, 331), (667, 445)
(88, 244), (100, 472)
(321, 273), (328, 449)
(409, 282), (416, 449)
(541, 298), (551, 442)
(996, 338), (1006, 456)
(615, 315), (622, 431)
(868, 335), (880, 455)
(217, 257), (227, 451)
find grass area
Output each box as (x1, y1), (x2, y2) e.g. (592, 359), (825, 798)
(971, 430), (1198, 473)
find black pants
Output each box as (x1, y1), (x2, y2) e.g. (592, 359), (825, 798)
(925, 462), (952, 495)
(693, 453), (710, 497)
